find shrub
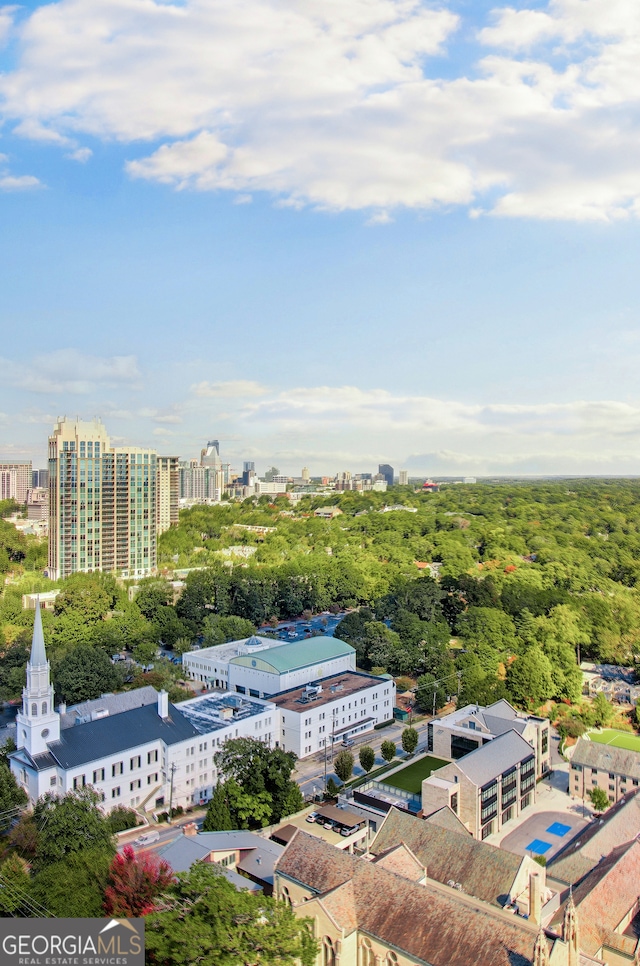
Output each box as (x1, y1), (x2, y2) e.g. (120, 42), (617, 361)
(106, 807), (140, 834)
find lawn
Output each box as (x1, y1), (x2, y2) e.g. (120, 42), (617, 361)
(587, 729), (640, 753)
(384, 755), (448, 794)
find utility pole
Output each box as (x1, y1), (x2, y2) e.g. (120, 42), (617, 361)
(323, 737), (328, 793)
(168, 762), (177, 823)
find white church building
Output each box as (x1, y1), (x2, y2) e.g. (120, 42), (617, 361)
(10, 603), (277, 813)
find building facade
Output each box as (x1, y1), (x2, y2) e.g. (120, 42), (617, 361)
(47, 417), (157, 579)
(378, 463), (394, 487)
(422, 730), (538, 839)
(10, 605), (277, 812)
(428, 700), (551, 778)
(271, 671), (396, 757)
(156, 455), (180, 535)
(569, 738), (640, 806)
(0, 461), (32, 503)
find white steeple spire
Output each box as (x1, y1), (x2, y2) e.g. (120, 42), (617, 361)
(16, 599), (60, 756)
(30, 596), (48, 667)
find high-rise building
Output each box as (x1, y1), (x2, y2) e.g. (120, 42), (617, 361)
(301, 466), (310, 482)
(156, 456), (180, 535)
(378, 463), (394, 487)
(0, 461), (32, 503)
(242, 461), (255, 487)
(399, 469), (409, 486)
(32, 468), (49, 489)
(48, 417), (157, 580)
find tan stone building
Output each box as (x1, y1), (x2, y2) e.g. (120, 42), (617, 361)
(569, 739), (640, 807)
(274, 830), (592, 966)
(422, 729), (537, 839)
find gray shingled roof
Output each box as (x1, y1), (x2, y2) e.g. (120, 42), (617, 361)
(454, 729), (534, 787)
(571, 737), (640, 781)
(370, 808), (524, 907)
(60, 686), (159, 729)
(45, 702), (199, 769)
(423, 806), (471, 835)
(158, 830), (283, 884)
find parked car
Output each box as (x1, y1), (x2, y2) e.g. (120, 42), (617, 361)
(135, 830), (160, 846)
(342, 738), (354, 748)
(323, 820), (335, 830)
(306, 811), (320, 824)
(340, 825), (360, 837)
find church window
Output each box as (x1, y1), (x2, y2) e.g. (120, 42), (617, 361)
(386, 955), (399, 966)
(42, 702), (47, 715)
(360, 940), (375, 966)
(41, 728), (49, 739)
(322, 937), (336, 966)
(31, 704), (38, 716)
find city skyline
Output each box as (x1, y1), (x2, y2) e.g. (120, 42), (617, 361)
(2, 1), (640, 474)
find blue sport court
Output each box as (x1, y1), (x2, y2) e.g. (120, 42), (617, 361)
(526, 839), (552, 855)
(546, 822), (571, 837)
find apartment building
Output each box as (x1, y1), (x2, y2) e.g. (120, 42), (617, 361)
(156, 455), (180, 535)
(0, 460), (32, 503)
(569, 738), (640, 806)
(47, 417), (157, 579)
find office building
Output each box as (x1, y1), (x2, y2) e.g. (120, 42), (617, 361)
(271, 671), (395, 757)
(0, 461), (32, 503)
(156, 455), (180, 535)
(32, 468), (49, 489)
(378, 463), (394, 487)
(301, 466), (310, 482)
(399, 469), (408, 486)
(47, 417), (157, 580)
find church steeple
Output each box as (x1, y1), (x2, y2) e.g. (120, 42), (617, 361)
(30, 596), (47, 667)
(16, 599), (60, 756)
(532, 927), (550, 966)
(563, 888), (580, 966)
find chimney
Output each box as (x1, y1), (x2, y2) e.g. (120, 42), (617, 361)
(158, 690), (169, 719)
(529, 872), (543, 926)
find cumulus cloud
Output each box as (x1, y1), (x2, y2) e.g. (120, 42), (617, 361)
(0, 173), (42, 191)
(1, 349), (142, 394)
(4, 0), (640, 218)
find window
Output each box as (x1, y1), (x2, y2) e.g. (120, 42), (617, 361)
(112, 762), (123, 777)
(73, 775), (86, 790)
(147, 773), (158, 784)
(42, 702), (47, 715)
(322, 937), (336, 966)
(130, 756), (141, 770)
(130, 779), (141, 791)
(31, 703), (38, 716)
(50, 776), (57, 786)
(112, 786), (121, 798)
(93, 768), (105, 783)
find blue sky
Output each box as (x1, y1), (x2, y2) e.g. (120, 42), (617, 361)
(2, 0), (640, 476)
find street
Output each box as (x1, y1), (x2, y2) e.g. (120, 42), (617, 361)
(294, 717), (432, 797)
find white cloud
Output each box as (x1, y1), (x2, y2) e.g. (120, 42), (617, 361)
(191, 380), (268, 398)
(3, 0), (640, 218)
(0, 173), (42, 191)
(1, 349), (142, 394)
(66, 146), (92, 162)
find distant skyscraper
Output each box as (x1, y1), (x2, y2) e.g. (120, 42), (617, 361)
(48, 417), (157, 580)
(32, 468), (49, 489)
(156, 456), (180, 535)
(378, 464), (394, 487)
(201, 440), (221, 468)
(242, 460), (256, 486)
(0, 461), (32, 503)
(399, 470), (408, 486)
(301, 466), (310, 482)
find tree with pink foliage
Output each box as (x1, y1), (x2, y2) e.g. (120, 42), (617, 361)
(103, 845), (174, 917)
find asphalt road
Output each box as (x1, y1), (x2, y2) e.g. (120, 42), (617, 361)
(294, 717), (432, 797)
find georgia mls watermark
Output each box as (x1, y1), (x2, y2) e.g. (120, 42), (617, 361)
(0, 918), (144, 966)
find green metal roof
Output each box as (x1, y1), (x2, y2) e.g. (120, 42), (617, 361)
(229, 637), (354, 673)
